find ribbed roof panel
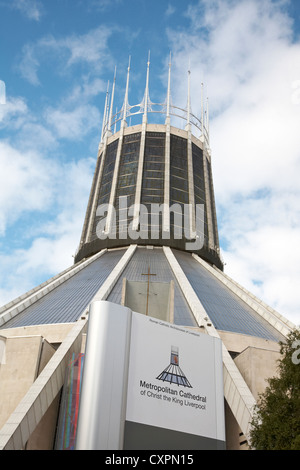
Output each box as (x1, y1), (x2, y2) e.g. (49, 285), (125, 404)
(1, 245), (287, 342)
(0, 249), (126, 328)
(173, 249), (285, 342)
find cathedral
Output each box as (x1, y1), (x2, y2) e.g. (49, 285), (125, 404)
(0, 56), (295, 450)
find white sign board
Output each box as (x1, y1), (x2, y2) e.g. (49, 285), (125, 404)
(126, 313), (225, 444)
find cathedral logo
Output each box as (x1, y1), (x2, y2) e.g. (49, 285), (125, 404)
(156, 346), (192, 388)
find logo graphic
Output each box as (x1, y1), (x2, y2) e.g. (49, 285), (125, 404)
(156, 346), (192, 388)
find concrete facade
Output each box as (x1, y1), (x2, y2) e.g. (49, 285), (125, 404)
(0, 320), (87, 450)
(0, 335), (56, 429)
(219, 331), (281, 450)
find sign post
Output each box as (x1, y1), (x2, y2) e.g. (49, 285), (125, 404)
(76, 301), (226, 450)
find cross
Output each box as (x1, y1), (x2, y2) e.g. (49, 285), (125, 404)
(142, 266), (156, 316)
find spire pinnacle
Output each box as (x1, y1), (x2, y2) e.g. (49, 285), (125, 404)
(166, 51), (172, 123)
(107, 66), (117, 134)
(201, 82), (204, 138)
(206, 96), (210, 145)
(185, 60), (191, 131)
(122, 56), (131, 125)
(100, 80), (110, 142)
(142, 50), (151, 124)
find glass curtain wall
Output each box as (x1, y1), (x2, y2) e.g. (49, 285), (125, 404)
(141, 132), (165, 237)
(192, 142), (209, 247)
(114, 132), (141, 236)
(90, 138), (118, 242)
(169, 134), (189, 240)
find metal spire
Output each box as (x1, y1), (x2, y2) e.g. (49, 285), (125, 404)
(201, 82), (204, 140)
(100, 80), (110, 142)
(114, 107), (117, 134)
(206, 96), (210, 145)
(122, 56), (131, 125)
(107, 66), (117, 134)
(166, 51), (172, 124)
(142, 50), (151, 124)
(185, 60), (191, 131)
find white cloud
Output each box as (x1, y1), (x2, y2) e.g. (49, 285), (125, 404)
(86, 0), (123, 11)
(0, 96), (28, 127)
(45, 104), (101, 140)
(165, 4), (176, 16)
(9, 0), (43, 21)
(61, 28), (113, 67)
(222, 223), (300, 325)
(65, 77), (107, 105)
(0, 151), (95, 306)
(0, 142), (57, 235)
(40, 157), (95, 239)
(167, 0), (300, 325)
(15, 121), (57, 150)
(18, 26), (114, 85)
(18, 43), (41, 85)
(0, 95), (57, 150)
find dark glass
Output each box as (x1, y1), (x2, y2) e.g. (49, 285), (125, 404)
(192, 142), (209, 247)
(140, 132), (165, 233)
(113, 132), (141, 233)
(206, 159), (219, 247)
(90, 138), (119, 240)
(77, 128), (223, 270)
(169, 134), (189, 238)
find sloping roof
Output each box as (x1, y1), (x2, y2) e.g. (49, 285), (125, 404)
(0, 249), (126, 328)
(174, 249), (286, 341)
(0, 245), (289, 342)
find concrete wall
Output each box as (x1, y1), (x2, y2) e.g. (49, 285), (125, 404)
(0, 320), (87, 450)
(234, 346), (280, 401)
(219, 330), (280, 355)
(25, 395), (61, 450)
(0, 323), (75, 345)
(219, 331), (281, 449)
(0, 323), (78, 449)
(0, 335), (56, 430)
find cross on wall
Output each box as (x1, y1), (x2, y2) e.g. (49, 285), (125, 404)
(141, 266), (156, 316)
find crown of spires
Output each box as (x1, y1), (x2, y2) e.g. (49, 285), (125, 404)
(100, 53), (210, 147)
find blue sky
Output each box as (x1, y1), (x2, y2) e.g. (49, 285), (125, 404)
(0, 0), (300, 326)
